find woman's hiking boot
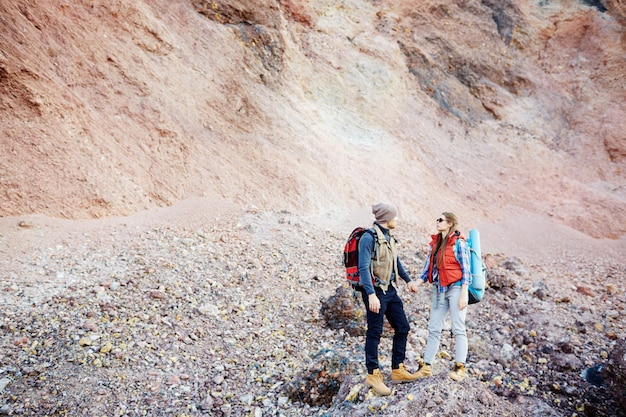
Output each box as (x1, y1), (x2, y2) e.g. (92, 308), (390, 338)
(391, 363), (419, 383)
(365, 369), (391, 396)
(415, 362), (432, 379)
(448, 362), (467, 381)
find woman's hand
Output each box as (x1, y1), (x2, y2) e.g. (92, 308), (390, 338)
(407, 280), (420, 293)
(368, 293), (381, 313)
(459, 285), (469, 310)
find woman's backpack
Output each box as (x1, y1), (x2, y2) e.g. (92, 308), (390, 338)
(455, 229), (487, 304)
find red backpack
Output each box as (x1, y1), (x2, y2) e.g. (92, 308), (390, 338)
(343, 227), (376, 287)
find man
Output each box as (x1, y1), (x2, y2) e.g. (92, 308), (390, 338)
(358, 202), (420, 395)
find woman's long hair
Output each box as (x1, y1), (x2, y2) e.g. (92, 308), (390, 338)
(434, 212), (459, 266)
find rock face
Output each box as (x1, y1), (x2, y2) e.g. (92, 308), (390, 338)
(0, 1), (625, 416)
(0, 0), (625, 241)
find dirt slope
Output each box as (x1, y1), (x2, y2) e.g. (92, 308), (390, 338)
(1, 0), (625, 241)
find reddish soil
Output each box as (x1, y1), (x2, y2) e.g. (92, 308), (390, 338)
(0, 1), (625, 416)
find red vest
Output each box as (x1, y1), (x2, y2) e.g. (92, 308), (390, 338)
(426, 232), (463, 287)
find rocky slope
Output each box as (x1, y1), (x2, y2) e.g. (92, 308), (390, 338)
(1, 0), (626, 416)
(0, 206), (624, 416)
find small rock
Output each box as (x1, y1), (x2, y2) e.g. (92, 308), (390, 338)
(83, 321), (98, 332)
(500, 343), (514, 361)
(149, 290), (166, 299)
(79, 337), (92, 346)
(100, 342), (113, 353)
(240, 394), (253, 406)
(221, 404), (232, 417)
(199, 395), (214, 410)
(605, 283), (618, 295)
(0, 377), (11, 392)
(198, 304), (220, 316)
(581, 364), (605, 386)
(576, 286), (595, 297)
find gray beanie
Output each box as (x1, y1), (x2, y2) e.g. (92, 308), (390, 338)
(372, 202), (398, 222)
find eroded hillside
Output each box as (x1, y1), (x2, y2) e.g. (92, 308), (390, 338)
(1, 2), (626, 416)
(0, 0), (625, 238)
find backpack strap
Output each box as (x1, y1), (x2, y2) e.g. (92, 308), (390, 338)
(455, 240), (488, 276)
(362, 228), (379, 287)
(453, 238), (462, 263)
(368, 228), (379, 262)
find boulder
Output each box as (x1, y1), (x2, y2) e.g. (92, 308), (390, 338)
(602, 339), (626, 413)
(319, 285), (366, 336)
(284, 349), (358, 407)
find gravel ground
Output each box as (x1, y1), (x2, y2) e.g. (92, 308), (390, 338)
(1, 209), (624, 416)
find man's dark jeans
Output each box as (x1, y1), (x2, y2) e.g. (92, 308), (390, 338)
(361, 285), (410, 373)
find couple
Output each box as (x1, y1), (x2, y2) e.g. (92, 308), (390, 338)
(357, 202), (471, 396)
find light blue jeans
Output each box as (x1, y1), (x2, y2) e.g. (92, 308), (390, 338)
(423, 284), (468, 364)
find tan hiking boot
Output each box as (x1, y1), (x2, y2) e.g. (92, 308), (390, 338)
(448, 362), (466, 381)
(365, 369), (392, 396)
(391, 363), (419, 383)
(415, 362), (432, 379)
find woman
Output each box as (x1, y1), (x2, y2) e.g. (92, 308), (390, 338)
(415, 212), (471, 381)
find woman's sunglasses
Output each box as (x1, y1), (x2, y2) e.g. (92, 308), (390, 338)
(436, 218), (445, 223)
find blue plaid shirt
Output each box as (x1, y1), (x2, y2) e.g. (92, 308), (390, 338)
(420, 237), (471, 293)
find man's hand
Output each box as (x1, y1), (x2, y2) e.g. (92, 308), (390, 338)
(407, 280), (420, 293)
(368, 293), (381, 313)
